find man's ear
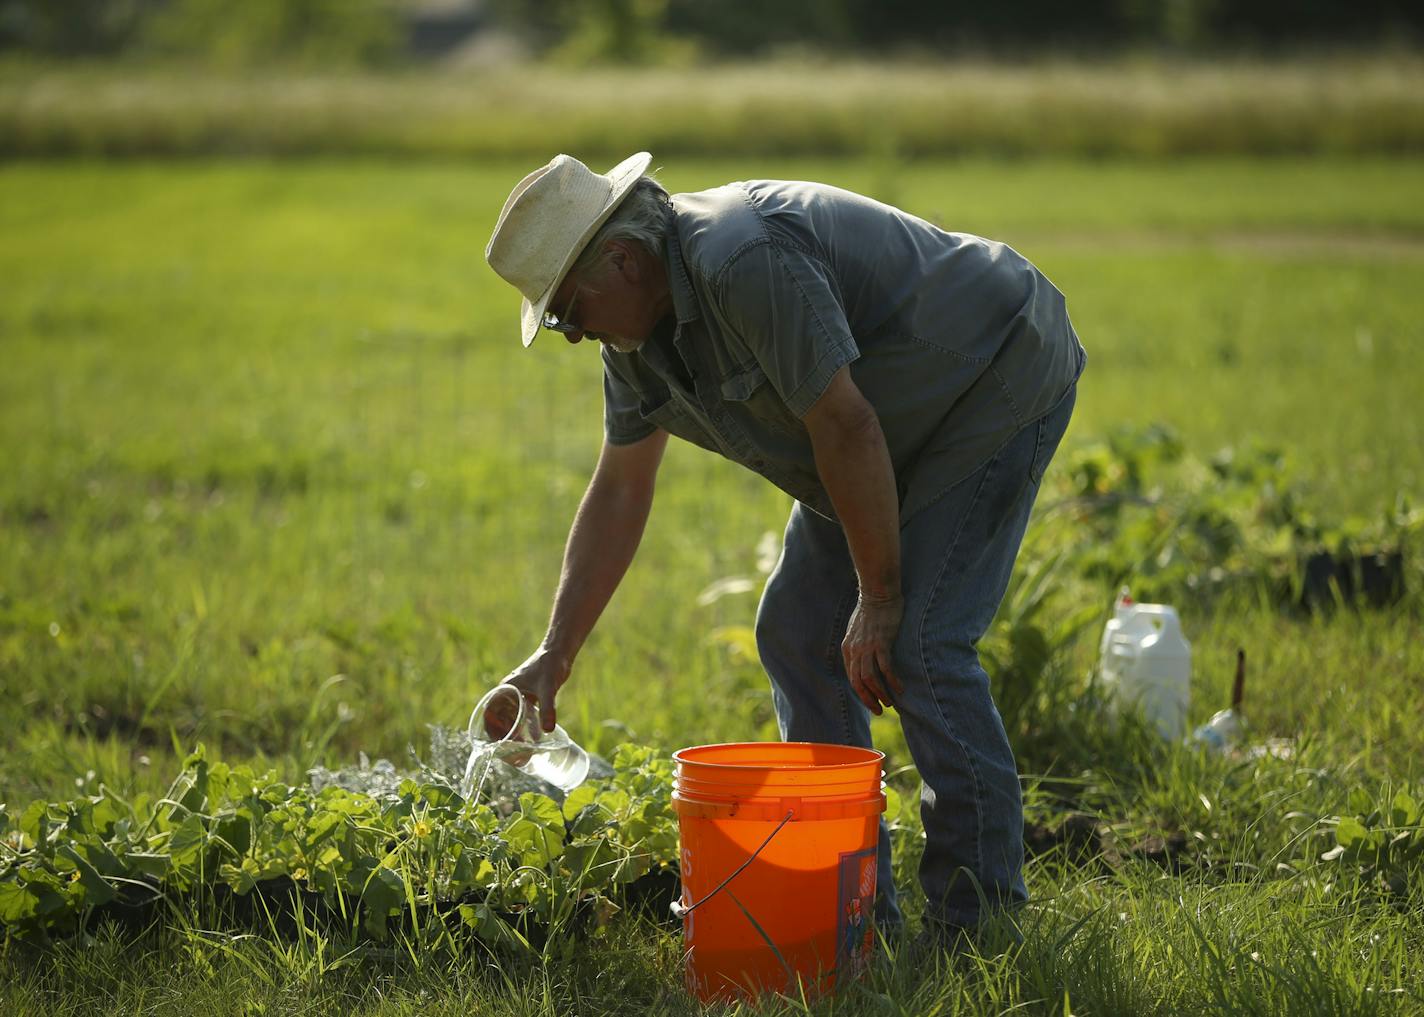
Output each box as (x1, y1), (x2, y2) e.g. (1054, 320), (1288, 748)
(608, 240), (641, 283)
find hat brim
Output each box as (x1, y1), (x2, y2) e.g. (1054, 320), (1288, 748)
(520, 151), (653, 347)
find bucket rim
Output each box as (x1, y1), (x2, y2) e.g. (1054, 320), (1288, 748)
(673, 741), (885, 771)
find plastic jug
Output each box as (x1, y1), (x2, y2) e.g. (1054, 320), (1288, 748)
(1099, 596), (1192, 739)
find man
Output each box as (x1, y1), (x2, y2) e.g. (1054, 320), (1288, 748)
(484, 151), (1085, 943)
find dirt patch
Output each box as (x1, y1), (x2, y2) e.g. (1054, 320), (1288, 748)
(1026, 812), (1193, 874)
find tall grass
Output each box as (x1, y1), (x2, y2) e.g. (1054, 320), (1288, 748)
(2, 53), (1423, 159)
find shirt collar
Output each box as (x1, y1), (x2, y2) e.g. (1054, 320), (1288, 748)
(663, 219), (700, 326)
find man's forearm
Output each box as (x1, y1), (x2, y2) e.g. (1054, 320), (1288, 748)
(810, 404), (901, 599)
(543, 470), (655, 663)
(803, 368), (905, 712)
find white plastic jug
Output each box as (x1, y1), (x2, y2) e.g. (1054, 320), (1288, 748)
(1099, 597), (1192, 739)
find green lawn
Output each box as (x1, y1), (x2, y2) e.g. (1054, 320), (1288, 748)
(2, 156), (1423, 1015)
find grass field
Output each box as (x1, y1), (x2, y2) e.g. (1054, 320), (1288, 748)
(3, 153), (1423, 1015)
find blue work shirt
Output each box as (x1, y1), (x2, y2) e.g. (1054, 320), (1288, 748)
(602, 180), (1086, 523)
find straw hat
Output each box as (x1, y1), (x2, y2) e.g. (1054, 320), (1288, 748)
(485, 151), (653, 347)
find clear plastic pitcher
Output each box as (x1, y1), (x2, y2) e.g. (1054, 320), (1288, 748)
(461, 684), (590, 799)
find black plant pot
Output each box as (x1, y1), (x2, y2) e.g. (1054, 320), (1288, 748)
(1300, 549), (1405, 609)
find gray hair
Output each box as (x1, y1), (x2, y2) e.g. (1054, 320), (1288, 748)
(566, 175), (672, 285)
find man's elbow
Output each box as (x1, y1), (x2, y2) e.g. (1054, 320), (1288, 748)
(805, 390), (882, 451)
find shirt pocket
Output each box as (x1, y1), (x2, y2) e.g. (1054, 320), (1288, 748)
(719, 362), (804, 438)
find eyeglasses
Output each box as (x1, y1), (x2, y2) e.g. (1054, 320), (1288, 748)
(542, 288), (581, 335)
(541, 311), (580, 335)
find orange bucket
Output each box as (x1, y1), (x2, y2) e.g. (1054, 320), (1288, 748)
(672, 742), (886, 1001)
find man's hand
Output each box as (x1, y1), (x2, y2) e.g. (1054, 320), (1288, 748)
(843, 591), (905, 714)
(489, 646), (572, 736)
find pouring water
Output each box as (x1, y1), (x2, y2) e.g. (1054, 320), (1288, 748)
(461, 684), (590, 800)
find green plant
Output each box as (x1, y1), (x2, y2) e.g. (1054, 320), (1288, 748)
(1322, 785), (1424, 897)
(1049, 425), (1419, 606)
(980, 550), (1102, 761)
(0, 744), (679, 947)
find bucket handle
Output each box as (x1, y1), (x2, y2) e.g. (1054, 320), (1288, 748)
(669, 809), (794, 919)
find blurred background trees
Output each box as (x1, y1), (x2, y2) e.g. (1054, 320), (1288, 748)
(0, 0), (400, 66)
(141, 0), (401, 68)
(1, 0), (1420, 67)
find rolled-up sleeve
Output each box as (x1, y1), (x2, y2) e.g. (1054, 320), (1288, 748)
(715, 242), (860, 417)
(602, 355), (656, 445)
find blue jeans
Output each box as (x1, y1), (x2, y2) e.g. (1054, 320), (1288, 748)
(755, 386), (1076, 931)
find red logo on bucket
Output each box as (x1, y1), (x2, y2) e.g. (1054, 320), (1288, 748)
(836, 846), (877, 978)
